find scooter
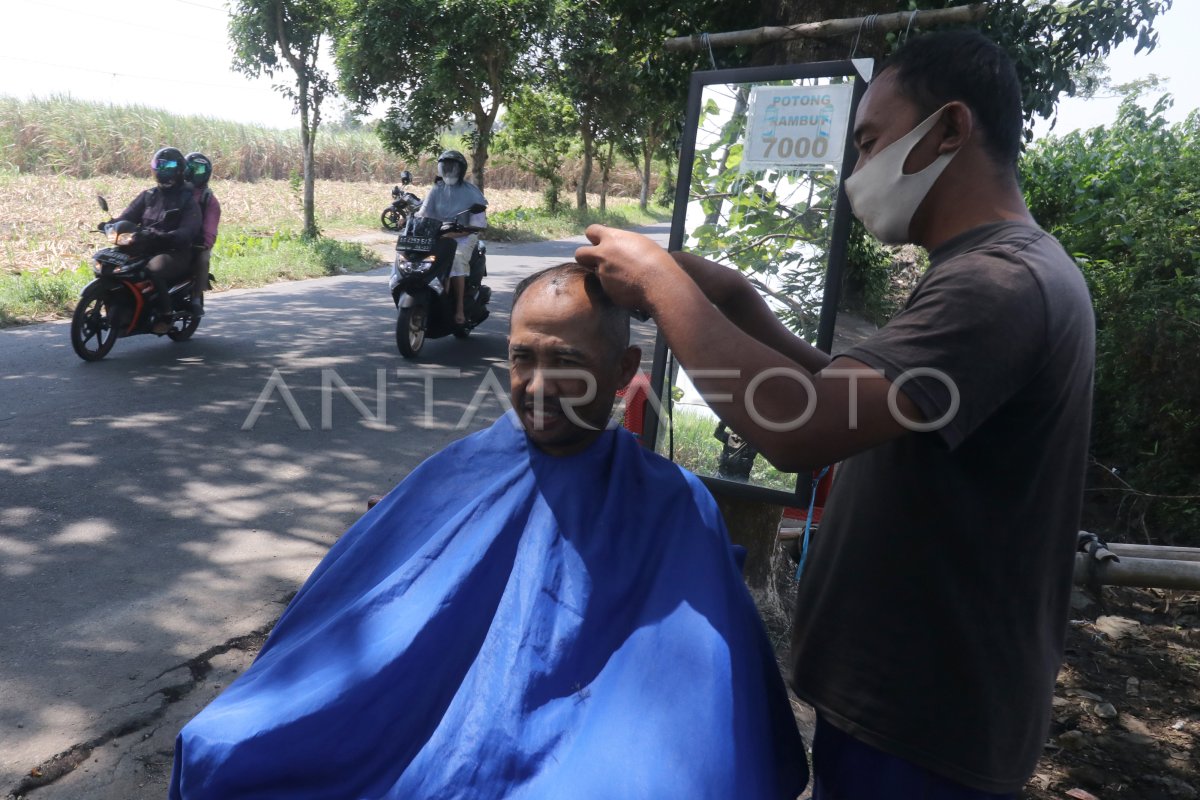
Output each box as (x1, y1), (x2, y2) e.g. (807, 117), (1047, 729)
(381, 171), (422, 232)
(70, 196), (210, 362)
(389, 204), (490, 359)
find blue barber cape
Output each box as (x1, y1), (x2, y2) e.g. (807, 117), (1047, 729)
(170, 411), (807, 799)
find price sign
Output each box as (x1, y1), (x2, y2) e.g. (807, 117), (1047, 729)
(742, 84), (853, 172)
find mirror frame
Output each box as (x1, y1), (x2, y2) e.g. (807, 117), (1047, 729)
(643, 60), (869, 506)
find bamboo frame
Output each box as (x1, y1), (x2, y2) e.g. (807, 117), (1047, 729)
(665, 5), (989, 53)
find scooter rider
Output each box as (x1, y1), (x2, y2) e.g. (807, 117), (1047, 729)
(185, 152), (221, 318)
(415, 150), (487, 325)
(109, 146), (201, 334)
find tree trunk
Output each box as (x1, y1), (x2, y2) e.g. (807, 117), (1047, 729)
(470, 126), (490, 193)
(715, 494), (784, 593)
(298, 79), (318, 239)
(576, 119), (593, 211)
(639, 140), (652, 211)
(599, 140), (613, 213)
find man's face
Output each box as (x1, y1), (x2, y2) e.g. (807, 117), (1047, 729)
(508, 279), (640, 457)
(851, 70), (938, 178)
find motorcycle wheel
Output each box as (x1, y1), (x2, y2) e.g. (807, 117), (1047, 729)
(168, 312), (202, 342)
(396, 304), (427, 358)
(70, 286), (118, 361)
(381, 207), (404, 232)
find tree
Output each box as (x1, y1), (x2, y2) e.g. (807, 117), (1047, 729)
(335, 0), (553, 193)
(712, 0), (1172, 135)
(547, 0), (635, 210)
(600, 0), (761, 209)
(230, 0), (339, 238)
(495, 87), (578, 212)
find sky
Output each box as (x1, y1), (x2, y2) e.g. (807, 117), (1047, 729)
(2, 0), (1197, 137)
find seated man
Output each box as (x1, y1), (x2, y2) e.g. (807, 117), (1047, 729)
(169, 263), (808, 800)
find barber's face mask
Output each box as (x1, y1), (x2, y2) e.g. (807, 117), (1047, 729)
(438, 161), (461, 186)
(844, 104), (958, 245)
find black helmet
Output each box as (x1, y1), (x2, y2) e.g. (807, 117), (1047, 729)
(436, 150), (468, 183)
(185, 152), (213, 190)
(151, 147), (186, 188)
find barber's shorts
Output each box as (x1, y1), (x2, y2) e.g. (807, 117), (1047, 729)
(449, 234), (478, 279)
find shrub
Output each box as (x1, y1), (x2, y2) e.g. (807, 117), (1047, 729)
(1022, 97), (1200, 543)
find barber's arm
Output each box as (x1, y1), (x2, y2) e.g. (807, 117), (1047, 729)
(671, 251), (832, 375)
(576, 225), (922, 472)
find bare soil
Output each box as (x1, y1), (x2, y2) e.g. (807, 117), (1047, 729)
(762, 543), (1200, 800)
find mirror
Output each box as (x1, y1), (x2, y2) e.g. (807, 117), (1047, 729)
(97, 195), (109, 213)
(645, 62), (868, 505)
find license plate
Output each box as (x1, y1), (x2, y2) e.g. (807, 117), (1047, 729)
(396, 235), (435, 251)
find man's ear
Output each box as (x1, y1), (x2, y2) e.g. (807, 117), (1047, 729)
(617, 346), (641, 389)
(938, 101), (973, 154)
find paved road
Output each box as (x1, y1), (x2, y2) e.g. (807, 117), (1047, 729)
(0, 225), (666, 798)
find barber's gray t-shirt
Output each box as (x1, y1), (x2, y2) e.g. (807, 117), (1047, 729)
(789, 221), (1095, 793)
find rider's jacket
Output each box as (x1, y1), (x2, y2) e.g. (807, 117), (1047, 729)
(114, 183), (201, 253)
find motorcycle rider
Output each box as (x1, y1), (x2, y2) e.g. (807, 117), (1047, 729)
(108, 146), (201, 334)
(185, 152), (221, 317)
(415, 150), (487, 326)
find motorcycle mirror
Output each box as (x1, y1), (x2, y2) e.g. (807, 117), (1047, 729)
(97, 195), (109, 213)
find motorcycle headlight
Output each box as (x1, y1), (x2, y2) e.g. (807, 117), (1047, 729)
(400, 257), (433, 275)
(109, 230), (136, 246)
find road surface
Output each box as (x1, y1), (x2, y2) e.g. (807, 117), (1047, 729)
(0, 225), (666, 798)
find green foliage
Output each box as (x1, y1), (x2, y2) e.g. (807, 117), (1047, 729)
(974, 0), (1171, 136)
(1022, 97), (1200, 542)
(840, 220), (897, 326)
(683, 83), (846, 341)
(494, 87), (578, 212)
(0, 96), (414, 181)
(335, 0), (554, 191)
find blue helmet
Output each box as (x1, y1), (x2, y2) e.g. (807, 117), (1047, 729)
(185, 152), (213, 190)
(151, 147), (185, 188)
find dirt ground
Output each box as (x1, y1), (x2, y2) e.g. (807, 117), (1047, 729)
(1026, 586), (1200, 799)
(762, 541), (1200, 800)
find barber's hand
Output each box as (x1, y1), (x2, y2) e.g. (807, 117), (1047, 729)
(575, 225), (678, 312)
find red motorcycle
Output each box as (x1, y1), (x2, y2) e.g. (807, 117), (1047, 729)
(70, 196), (210, 362)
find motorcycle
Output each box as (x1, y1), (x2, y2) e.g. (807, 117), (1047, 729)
(70, 196), (211, 362)
(389, 203), (490, 359)
(381, 170), (422, 232)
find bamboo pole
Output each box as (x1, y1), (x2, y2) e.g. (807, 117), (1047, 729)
(665, 5), (988, 53)
(1074, 554), (1200, 591)
(1106, 543), (1200, 563)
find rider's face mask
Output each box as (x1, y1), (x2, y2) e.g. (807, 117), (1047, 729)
(438, 160), (461, 186)
(844, 104), (958, 245)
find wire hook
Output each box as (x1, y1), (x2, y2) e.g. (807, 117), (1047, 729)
(702, 32), (718, 70)
(902, 10), (918, 44)
(850, 13), (878, 59)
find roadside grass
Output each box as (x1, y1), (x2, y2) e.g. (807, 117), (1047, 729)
(0, 231), (377, 326)
(0, 171), (669, 327)
(662, 405), (799, 494)
(487, 202), (672, 242)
